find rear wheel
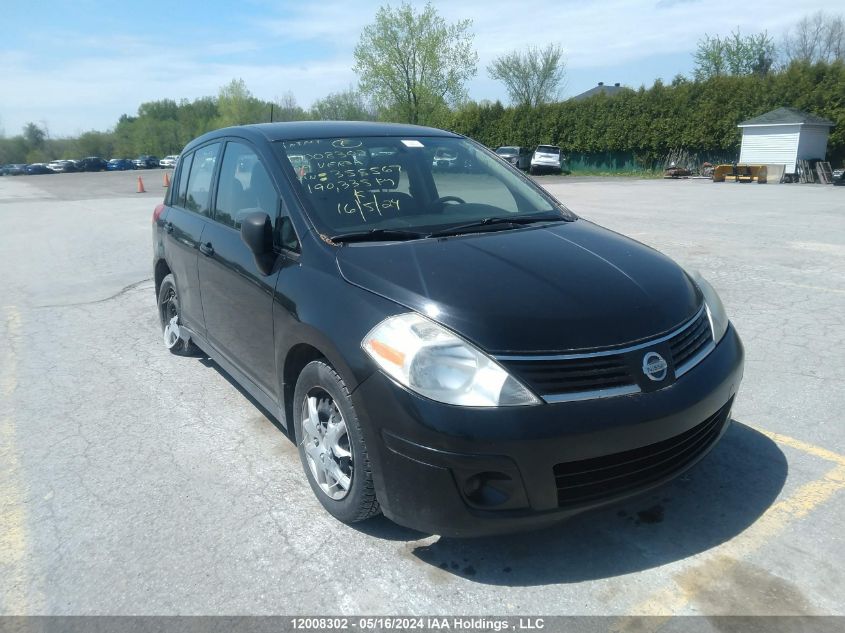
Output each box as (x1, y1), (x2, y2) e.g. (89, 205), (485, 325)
(157, 273), (200, 356)
(294, 360), (380, 523)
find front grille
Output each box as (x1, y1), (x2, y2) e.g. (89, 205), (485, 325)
(500, 355), (634, 400)
(497, 304), (716, 402)
(553, 399), (732, 507)
(669, 308), (713, 375)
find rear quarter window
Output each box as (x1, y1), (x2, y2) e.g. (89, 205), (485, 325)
(173, 152), (193, 208)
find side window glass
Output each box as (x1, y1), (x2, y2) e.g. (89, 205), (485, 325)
(184, 143), (220, 216)
(214, 142), (276, 230)
(217, 142), (300, 251)
(276, 213), (300, 253)
(175, 152), (193, 208)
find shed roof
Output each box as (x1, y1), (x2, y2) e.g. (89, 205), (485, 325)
(738, 107), (834, 127)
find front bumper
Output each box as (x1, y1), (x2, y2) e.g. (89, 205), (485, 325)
(531, 161), (561, 172)
(351, 325), (744, 537)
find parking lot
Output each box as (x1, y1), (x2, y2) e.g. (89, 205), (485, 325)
(1, 170), (843, 617)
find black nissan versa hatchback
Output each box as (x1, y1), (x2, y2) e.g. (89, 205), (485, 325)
(152, 121), (744, 537)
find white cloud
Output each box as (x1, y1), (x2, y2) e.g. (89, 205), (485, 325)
(435, 0), (831, 67)
(0, 0), (836, 135)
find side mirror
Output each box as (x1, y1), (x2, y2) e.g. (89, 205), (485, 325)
(240, 211), (276, 276)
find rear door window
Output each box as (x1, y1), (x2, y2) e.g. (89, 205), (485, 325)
(184, 143), (220, 216)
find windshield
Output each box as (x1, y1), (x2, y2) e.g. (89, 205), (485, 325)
(536, 145), (560, 155)
(496, 147), (518, 154)
(275, 136), (574, 239)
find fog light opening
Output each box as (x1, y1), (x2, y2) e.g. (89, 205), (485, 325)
(462, 471), (513, 507)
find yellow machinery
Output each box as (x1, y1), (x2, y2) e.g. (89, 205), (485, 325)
(713, 164), (767, 183)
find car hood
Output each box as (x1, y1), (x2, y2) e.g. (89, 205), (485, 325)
(335, 220), (702, 353)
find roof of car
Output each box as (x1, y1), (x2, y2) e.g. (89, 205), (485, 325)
(184, 121), (462, 150)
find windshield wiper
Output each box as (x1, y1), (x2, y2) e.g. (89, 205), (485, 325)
(329, 228), (428, 244)
(427, 212), (567, 238)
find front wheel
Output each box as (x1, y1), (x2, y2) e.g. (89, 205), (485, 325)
(294, 360), (380, 523)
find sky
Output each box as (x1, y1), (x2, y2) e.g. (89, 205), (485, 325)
(0, 0), (834, 137)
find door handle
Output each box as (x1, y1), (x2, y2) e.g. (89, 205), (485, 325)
(199, 242), (215, 257)
(164, 221), (173, 234)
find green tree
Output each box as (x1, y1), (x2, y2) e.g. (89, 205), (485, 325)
(272, 91), (308, 122)
(0, 136), (29, 164)
(311, 87), (374, 121)
(693, 30), (775, 79)
(23, 122), (47, 149)
(353, 2), (478, 124)
(178, 97), (219, 142)
(74, 130), (116, 158)
(488, 43), (567, 108)
(216, 78), (267, 127)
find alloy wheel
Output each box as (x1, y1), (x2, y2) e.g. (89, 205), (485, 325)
(160, 288), (181, 349)
(300, 390), (354, 500)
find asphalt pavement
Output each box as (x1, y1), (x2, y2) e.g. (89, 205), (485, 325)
(1, 170), (843, 617)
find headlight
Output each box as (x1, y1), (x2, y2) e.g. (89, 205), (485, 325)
(691, 270), (730, 344)
(362, 313), (540, 407)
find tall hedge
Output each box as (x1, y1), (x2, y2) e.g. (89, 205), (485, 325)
(447, 61), (845, 167)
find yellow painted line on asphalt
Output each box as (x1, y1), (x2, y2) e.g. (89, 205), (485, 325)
(750, 427), (845, 467)
(613, 428), (845, 631)
(0, 304), (34, 614)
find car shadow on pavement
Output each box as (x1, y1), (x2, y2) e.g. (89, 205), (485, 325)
(198, 356), (296, 442)
(409, 420), (788, 585)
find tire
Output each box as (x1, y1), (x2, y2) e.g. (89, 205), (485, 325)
(294, 360), (380, 523)
(157, 273), (200, 356)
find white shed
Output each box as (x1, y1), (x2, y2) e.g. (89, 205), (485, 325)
(738, 107), (834, 174)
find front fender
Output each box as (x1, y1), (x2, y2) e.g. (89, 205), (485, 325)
(272, 261), (406, 426)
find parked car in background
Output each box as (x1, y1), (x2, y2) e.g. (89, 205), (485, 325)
(833, 167), (844, 186)
(26, 163), (53, 175)
(152, 121), (743, 536)
(159, 155), (179, 168)
(78, 156), (109, 172)
(530, 145), (566, 175)
(107, 158), (136, 171)
(133, 155), (160, 169)
(1, 164), (29, 176)
(495, 146), (532, 170)
(47, 160), (79, 173)
(432, 148), (458, 170)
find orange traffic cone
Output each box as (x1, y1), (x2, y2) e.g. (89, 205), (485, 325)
(163, 172), (171, 187)
(137, 176), (146, 193)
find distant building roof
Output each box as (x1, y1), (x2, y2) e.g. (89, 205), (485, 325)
(738, 107), (834, 127)
(570, 82), (629, 101)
